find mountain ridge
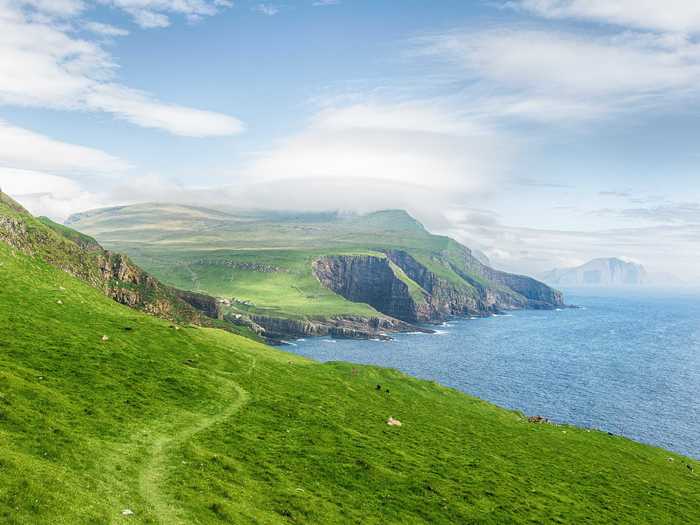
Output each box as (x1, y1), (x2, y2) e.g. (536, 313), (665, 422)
(0, 192), (262, 340)
(65, 202), (565, 338)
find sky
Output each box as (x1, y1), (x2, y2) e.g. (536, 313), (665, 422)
(2, 0), (700, 281)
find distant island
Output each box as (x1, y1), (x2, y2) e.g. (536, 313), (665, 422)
(541, 257), (648, 287)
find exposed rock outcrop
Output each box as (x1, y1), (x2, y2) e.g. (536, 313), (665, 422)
(442, 242), (564, 309)
(248, 313), (425, 341)
(313, 255), (435, 323)
(193, 259), (284, 273)
(0, 192), (240, 330)
(385, 250), (484, 317)
(175, 289), (223, 320)
(311, 249), (564, 325)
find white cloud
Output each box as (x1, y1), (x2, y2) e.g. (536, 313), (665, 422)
(419, 28), (700, 121)
(313, 0), (340, 6)
(0, 3), (111, 108)
(99, 0), (227, 28)
(313, 102), (484, 135)
(253, 4), (280, 16)
(84, 21), (129, 36)
(125, 8), (170, 28)
(19, 0), (85, 17)
(0, 120), (130, 174)
(516, 0), (700, 34)
(87, 84), (245, 137)
(1, 168), (107, 221)
(0, 0), (244, 136)
(444, 208), (700, 283)
(234, 100), (511, 213)
(17, 0), (231, 27)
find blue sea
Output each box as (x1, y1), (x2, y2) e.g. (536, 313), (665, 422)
(287, 289), (700, 458)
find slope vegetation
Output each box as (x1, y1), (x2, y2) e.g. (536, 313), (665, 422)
(0, 193), (259, 340)
(67, 204), (563, 338)
(0, 196), (698, 524)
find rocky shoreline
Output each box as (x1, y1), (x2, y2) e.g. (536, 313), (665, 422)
(218, 249), (567, 343)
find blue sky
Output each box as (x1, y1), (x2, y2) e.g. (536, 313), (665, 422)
(2, 0), (700, 280)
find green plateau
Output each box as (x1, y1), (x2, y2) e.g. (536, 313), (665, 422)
(66, 203), (564, 340)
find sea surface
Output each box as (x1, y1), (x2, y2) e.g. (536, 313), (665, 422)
(287, 289), (700, 458)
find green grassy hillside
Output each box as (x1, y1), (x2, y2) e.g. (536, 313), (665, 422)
(145, 249), (381, 320)
(0, 194), (259, 340)
(1, 212), (698, 523)
(66, 205), (447, 319)
(66, 204), (555, 325)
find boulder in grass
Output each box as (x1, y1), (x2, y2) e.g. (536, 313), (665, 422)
(101, 335), (109, 342)
(387, 417), (402, 427)
(121, 509), (134, 516)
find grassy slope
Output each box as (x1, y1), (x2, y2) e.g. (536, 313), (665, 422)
(0, 197), (258, 340)
(37, 216), (102, 251)
(388, 260), (429, 304)
(142, 249), (381, 319)
(0, 240), (698, 524)
(67, 206), (495, 320)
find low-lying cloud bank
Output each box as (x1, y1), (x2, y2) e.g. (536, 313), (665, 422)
(7, 168), (700, 284)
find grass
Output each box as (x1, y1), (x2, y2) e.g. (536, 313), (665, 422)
(389, 260), (429, 304)
(37, 217), (102, 251)
(138, 249), (381, 319)
(67, 204), (506, 320)
(0, 196), (255, 336)
(0, 233), (698, 524)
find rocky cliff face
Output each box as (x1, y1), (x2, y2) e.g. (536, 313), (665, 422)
(313, 255), (435, 323)
(481, 268), (564, 308)
(385, 250), (484, 317)
(311, 249), (564, 325)
(0, 192), (226, 328)
(175, 289), (223, 320)
(441, 243), (564, 309)
(247, 313), (423, 341)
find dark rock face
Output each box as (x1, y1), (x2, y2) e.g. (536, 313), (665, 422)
(175, 289), (223, 320)
(314, 255), (432, 322)
(385, 250), (483, 317)
(313, 255), (434, 323)
(440, 243), (564, 310)
(311, 250), (564, 326)
(481, 268), (564, 309)
(0, 198), (227, 327)
(96, 252), (204, 321)
(248, 313), (424, 341)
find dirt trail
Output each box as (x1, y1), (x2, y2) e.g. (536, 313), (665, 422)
(136, 357), (256, 524)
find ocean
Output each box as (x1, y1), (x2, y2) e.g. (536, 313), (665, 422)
(287, 289), (700, 458)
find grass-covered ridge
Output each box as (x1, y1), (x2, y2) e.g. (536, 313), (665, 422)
(0, 194), (260, 339)
(66, 204), (554, 323)
(1, 211), (698, 523)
